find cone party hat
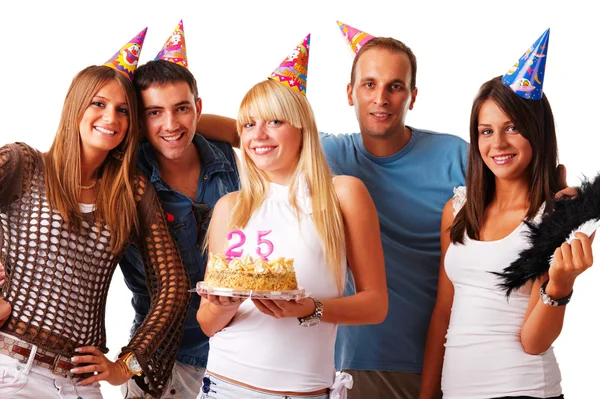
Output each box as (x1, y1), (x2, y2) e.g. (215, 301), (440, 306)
(155, 20), (188, 67)
(501, 29), (550, 100)
(103, 28), (148, 81)
(269, 34), (310, 95)
(337, 21), (375, 54)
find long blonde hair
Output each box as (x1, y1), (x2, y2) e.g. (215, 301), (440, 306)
(231, 79), (345, 292)
(45, 65), (140, 254)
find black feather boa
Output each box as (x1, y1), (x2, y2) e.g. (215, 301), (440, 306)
(496, 174), (600, 295)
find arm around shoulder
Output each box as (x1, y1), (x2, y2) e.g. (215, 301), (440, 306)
(197, 114), (239, 148)
(319, 176), (387, 325)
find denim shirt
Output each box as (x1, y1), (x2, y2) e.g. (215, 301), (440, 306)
(120, 134), (240, 367)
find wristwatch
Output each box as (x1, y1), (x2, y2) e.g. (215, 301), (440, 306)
(298, 298), (323, 327)
(540, 280), (573, 307)
(120, 352), (143, 377)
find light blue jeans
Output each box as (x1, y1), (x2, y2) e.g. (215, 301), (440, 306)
(197, 373), (329, 399)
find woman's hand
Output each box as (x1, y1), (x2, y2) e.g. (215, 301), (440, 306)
(72, 346), (132, 386)
(252, 297), (315, 319)
(0, 298), (11, 326)
(547, 232), (594, 298)
(200, 294), (246, 309)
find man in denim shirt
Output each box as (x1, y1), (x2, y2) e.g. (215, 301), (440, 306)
(119, 59), (239, 398)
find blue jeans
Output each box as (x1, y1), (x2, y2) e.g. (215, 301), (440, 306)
(197, 373), (329, 399)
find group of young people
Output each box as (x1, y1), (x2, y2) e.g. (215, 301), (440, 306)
(0, 19), (593, 399)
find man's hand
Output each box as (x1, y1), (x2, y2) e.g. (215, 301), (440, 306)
(555, 164), (578, 199)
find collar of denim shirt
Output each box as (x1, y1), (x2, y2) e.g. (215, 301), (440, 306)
(138, 134), (235, 193)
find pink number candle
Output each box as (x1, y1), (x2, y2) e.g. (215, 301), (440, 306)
(225, 230), (246, 260)
(256, 230), (274, 261)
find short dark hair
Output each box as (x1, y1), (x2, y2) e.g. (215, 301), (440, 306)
(451, 76), (559, 243)
(134, 60), (199, 100)
(350, 37), (418, 90)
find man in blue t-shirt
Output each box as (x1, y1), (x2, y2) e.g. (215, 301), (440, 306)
(321, 37), (466, 399)
(119, 60), (240, 398)
(196, 37), (466, 399)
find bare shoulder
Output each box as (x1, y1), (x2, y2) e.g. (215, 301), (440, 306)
(208, 191), (240, 252)
(443, 198), (455, 217)
(213, 191), (240, 215)
(442, 198), (456, 226)
(333, 175), (370, 202)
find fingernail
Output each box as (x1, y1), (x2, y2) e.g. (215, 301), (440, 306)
(71, 357), (78, 362)
(75, 348), (82, 352)
(71, 368), (78, 373)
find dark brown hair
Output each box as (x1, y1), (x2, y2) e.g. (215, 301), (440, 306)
(134, 59), (199, 100)
(450, 76), (559, 243)
(350, 37), (417, 90)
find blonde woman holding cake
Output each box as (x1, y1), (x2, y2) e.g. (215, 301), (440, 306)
(196, 35), (387, 399)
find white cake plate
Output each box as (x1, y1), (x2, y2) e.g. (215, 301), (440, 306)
(191, 281), (308, 301)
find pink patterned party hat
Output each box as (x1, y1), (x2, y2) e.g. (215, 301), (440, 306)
(337, 21), (374, 54)
(269, 34), (310, 95)
(155, 20), (188, 68)
(103, 28), (148, 81)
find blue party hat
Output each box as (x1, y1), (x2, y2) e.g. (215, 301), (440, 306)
(501, 29), (550, 100)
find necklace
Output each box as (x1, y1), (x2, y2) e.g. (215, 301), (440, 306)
(79, 180), (98, 190)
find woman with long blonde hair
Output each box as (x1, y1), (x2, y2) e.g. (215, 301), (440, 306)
(197, 38), (387, 399)
(0, 31), (189, 398)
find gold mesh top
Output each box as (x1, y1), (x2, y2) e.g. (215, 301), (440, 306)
(0, 143), (191, 397)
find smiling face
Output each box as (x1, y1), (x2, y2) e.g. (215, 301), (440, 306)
(348, 48), (417, 140)
(140, 81), (201, 163)
(477, 99), (533, 182)
(240, 111), (302, 184)
(78, 79), (130, 159)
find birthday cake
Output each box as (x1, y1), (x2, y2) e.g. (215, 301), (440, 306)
(205, 253), (298, 291)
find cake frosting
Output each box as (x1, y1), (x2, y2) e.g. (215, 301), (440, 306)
(205, 253), (298, 291)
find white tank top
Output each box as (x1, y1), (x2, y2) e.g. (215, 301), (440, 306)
(207, 178), (347, 392)
(441, 187), (562, 399)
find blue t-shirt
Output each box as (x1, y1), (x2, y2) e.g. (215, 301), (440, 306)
(321, 128), (467, 373)
(119, 134), (240, 367)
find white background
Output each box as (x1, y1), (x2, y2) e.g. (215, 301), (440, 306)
(1, 1), (598, 397)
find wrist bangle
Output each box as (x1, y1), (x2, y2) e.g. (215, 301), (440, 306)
(540, 280), (573, 306)
(298, 298), (323, 327)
